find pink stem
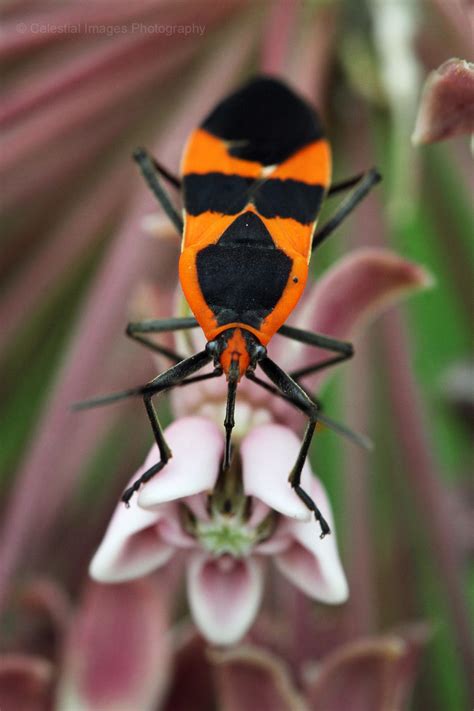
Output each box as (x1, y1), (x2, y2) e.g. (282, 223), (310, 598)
(342, 124), (382, 637)
(0, 164), (130, 350)
(1, 0), (243, 178)
(1, 106), (132, 211)
(0, 38), (194, 177)
(260, 0), (297, 75)
(343, 339), (377, 636)
(381, 308), (474, 696)
(0, 38), (199, 214)
(285, 3), (339, 106)
(1, 18), (175, 127)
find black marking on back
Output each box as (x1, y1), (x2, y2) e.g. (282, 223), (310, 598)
(218, 212), (275, 247)
(202, 76), (323, 165)
(184, 172), (325, 225)
(184, 173), (252, 216)
(255, 179), (324, 224)
(196, 211), (292, 328)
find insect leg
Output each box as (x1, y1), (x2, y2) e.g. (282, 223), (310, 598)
(126, 333), (184, 363)
(126, 316), (198, 334)
(72, 317), (200, 408)
(277, 325), (353, 380)
(73, 364), (221, 411)
(126, 316), (198, 363)
(133, 148), (183, 234)
(246, 371), (371, 450)
(122, 350), (212, 503)
(178, 368), (223, 388)
(312, 168), (382, 251)
(149, 157), (181, 189)
(257, 357), (330, 538)
(328, 172), (366, 196)
(290, 354), (350, 380)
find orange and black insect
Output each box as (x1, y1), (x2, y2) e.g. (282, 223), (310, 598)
(76, 77), (380, 537)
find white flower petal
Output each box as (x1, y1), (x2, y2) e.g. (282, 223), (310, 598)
(240, 424), (312, 521)
(138, 417), (223, 508)
(275, 478), (348, 603)
(89, 494), (173, 583)
(187, 553), (264, 646)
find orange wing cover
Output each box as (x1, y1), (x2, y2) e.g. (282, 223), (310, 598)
(179, 77), (331, 346)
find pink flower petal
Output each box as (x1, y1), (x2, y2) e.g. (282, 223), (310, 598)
(89, 487), (173, 583)
(240, 424), (312, 521)
(283, 248), (432, 386)
(162, 629), (215, 711)
(187, 553), (264, 646)
(275, 478), (348, 603)
(412, 59), (474, 145)
(304, 625), (431, 711)
(19, 577), (71, 637)
(58, 579), (171, 711)
(138, 417), (224, 508)
(210, 644), (306, 711)
(0, 654), (54, 711)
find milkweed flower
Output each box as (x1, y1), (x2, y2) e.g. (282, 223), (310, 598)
(90, 417), (347, 645)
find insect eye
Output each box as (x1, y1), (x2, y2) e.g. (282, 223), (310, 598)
(255, 345), (267, 361)
(206, 340), (219, 357)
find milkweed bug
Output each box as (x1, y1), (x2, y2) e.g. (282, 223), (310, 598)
(75, 77), (380, 538)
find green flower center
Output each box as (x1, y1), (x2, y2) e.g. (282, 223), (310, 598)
(197, 516), (255, 557)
